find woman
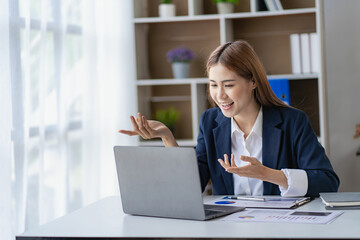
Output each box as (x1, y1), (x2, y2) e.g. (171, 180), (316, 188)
(119, 40), (339, 197)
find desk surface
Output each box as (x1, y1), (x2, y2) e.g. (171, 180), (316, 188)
(17, 195), (360, 239)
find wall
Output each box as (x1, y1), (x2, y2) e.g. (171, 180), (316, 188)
(323, 0), (360, 191)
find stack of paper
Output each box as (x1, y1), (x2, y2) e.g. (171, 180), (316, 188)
(206, 196), (310, 209)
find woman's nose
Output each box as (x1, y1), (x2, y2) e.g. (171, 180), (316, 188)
(217, 87), (226, 99)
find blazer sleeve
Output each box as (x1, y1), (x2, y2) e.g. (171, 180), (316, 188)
(293, 111), (340, 197)
(195, 111), (211, 192)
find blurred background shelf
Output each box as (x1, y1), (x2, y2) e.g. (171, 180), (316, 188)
(132, 0), (327, 148)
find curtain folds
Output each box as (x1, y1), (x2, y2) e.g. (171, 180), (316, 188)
(0, 0), (14, 239)
(0, 0), (136, 238)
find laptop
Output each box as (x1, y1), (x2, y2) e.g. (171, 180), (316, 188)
(113, 146), (244, 220)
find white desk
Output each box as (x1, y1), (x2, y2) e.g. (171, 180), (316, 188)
(17, 196), (360, 239)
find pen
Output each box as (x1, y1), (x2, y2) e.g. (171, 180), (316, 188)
(228, 196), (266, 202)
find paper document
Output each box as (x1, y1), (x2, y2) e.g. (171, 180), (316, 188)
(206, 196), (310, 209)
(221, 209), (343, 224)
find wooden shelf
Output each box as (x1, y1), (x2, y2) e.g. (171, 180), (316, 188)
(133, 9), (316, 23)
(137, 74), (318, 86)
(132, 0), (326, 147)
(150, 96), (191, 102)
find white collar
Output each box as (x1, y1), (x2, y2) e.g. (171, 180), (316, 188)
(231, 106), (263, 138)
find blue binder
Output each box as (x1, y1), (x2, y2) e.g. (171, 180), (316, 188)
(268, 79), (290, 105)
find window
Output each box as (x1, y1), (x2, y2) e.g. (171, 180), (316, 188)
(11, 0), (85, 227)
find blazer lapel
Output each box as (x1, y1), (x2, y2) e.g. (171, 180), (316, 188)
(262, 106), (283, 194)
(212, 113), (234, 195)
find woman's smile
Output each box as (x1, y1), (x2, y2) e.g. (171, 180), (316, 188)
(219, 102), (234, 110)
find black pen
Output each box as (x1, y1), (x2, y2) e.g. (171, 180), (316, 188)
(228, 196), (266, 202)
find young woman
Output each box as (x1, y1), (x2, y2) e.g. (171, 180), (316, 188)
(119, 40), (339, 197)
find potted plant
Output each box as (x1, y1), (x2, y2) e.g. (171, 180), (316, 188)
(166, 46), (195, 79)
(213, 0), (238, 14)
(159, 0), (176, 18)
(155, 107), (180, 133)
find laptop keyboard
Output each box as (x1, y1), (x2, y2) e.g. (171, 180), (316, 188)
(203, 204), (244, 218)
(204, 204), (241, 211)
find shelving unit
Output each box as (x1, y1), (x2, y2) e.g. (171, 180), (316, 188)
(132, 0), (328, 149)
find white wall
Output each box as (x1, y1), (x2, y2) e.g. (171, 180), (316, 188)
(323, 0), (360, 191)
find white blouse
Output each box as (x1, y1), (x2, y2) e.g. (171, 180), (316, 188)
(231, 107), (308, 197)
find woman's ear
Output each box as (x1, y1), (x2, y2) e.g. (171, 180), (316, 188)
(251, 79), (256, 89)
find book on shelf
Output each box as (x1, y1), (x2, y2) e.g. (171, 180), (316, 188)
(263, 0), (283, 11)
(268, 78), (290, 105)
(273, 0), (283, 11)
(310, 32), (320, 73)
(290, 33), (302, 74)
(264, 0), (277, 11)
(290, 32), (319, 74)
(300, 33), (311, 74)
(256, 0), (268, 11)
(320, 192), (360, 210)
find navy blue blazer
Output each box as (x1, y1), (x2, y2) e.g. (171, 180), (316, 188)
(195, 106), (339, 197)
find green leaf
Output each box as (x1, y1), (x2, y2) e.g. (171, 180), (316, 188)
(212, 0), (238, 4)
(155, 107), (180, 129)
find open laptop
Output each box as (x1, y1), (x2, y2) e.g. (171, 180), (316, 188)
(113, 146), (244, 220)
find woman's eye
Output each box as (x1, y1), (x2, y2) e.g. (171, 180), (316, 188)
(210, 84), (217, 87)
(225, 85), (233, 88)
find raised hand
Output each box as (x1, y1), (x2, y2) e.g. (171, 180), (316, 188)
(119, 112), (178, 147)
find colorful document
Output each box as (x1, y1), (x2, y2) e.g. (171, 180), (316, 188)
(221, 209), (343, 224)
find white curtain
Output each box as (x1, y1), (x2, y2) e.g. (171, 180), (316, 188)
(0, 0), (136, 238)
(0, 0), (14, 238)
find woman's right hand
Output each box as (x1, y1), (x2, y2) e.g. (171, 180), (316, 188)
(119, 113), (179, 147)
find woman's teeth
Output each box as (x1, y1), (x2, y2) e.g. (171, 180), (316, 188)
(220, 102), (233, 109)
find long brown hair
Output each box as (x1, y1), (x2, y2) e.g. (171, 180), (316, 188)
(206, 40), (288, 108)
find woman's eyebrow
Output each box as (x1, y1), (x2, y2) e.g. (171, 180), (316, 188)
(209, 79), (236, 83)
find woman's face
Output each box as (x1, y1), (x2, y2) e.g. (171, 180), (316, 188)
(208, 63), (256, 118)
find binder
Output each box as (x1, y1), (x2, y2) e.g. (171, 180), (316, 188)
(290, 34), (301, 74)
(268, 78), (290, 105)
(310, 32), (320, 73)
(300, 33), (311, 73)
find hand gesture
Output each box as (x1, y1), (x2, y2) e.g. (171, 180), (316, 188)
(217, 154), (288, 188)
(218, 154), (266, 179)
(119, 113), (178, 147)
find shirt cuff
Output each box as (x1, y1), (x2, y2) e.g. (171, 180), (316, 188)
(279, 169), (308, 197)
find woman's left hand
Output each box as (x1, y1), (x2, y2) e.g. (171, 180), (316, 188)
(218, 154), (267, 180)
(218, 154), (288, 188)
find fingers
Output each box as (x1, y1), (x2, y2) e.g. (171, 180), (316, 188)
(136, 113), (151, 139)
(120, 113), (156, 139)
(240, 155), (257, 164)
(218, 158), (226, 169)
(118, 130), (138, 136)
(130, 115), (139, 131)
(218, 153), (237, 170)
(218, 154), (229, 170)
(224, 154), (229, 166)
(230, 153), (237, 167)
(142, 115), (156, 136)
(129, 114), (151, 139)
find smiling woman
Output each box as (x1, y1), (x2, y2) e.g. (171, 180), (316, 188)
(120, 40), (340, 198)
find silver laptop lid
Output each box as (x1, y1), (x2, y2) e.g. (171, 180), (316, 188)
(113, 146), (206, 220)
